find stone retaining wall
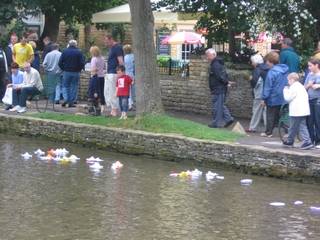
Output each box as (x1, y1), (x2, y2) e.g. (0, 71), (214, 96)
(160, 59), (253, 119)
(0, 114), (319, 182)
(78, 58), (253, 119)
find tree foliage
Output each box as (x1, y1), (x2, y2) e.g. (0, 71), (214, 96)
(0, 0), (126, 42)
(155, 0), (319, 55)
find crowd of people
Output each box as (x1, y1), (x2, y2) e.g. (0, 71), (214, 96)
(206, 37), (320, 150)
(0, 32), (135, 118)
(2, 31), (320, 149)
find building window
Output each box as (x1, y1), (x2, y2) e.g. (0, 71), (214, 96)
(181, 44), (194, 60)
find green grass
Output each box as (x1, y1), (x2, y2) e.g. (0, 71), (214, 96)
(28, 112), (243, 142)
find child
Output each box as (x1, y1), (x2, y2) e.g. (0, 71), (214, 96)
(283, 72), (313, 149)
(116, 65), (133, 119)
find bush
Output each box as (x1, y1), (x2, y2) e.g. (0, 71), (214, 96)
(157, 55), (171, 67)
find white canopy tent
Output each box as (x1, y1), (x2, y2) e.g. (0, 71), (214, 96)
(92, 3), (193, 24)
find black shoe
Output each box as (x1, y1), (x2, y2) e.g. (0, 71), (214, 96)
(282, 141), (294, 148)
(224, 120), (234, 128)
(5, 105), (12, 111)
(208, 123), (219, 128)
(55, 100), (60, 104)
(300, 142), (314, 150)
(61, 102), (67, 107)
(68, 104), (76, 108)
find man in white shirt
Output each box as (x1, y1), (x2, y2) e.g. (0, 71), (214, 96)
(9, 62), (43, 113)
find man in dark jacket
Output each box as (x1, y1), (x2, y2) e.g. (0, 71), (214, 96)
(5, 34), (18, 71)
(58, 40), (85, 107)
(0, 48), (8, 99)
(206, 48), (234, 128)
(280, 38), (300, 73)
(42, 36), (53, 61)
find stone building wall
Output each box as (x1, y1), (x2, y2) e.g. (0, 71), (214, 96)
(78, 58), (253, 119)
(57, 22), (132, 51)
(161, 58), (253, 119)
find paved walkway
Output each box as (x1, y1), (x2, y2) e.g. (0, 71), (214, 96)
(1, 101), (319, 156)
(168, 110), (320, 155)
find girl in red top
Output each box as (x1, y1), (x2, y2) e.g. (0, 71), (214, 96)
(116, 65), (133, 119)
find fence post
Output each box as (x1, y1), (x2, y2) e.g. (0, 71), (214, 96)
(168, 57), (172, 75)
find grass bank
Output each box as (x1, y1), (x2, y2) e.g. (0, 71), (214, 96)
(28, 112), (242, 142)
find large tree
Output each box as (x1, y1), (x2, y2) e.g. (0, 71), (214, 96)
(128, 0), (163, 116)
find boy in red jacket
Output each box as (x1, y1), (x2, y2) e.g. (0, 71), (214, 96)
(116, 65), (133, 119)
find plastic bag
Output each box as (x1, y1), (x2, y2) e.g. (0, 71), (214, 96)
(2, 87), (12, 105)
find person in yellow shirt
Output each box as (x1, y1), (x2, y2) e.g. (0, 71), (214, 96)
(12, 33), (34, 68)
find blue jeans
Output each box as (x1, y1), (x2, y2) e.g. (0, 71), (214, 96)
(46, 72), (60, 102)
(118, 96), (129, 112)
(211, 92), (233, 127)
(307, 99), (320, 144)
(62, 71), (80, 105)
(12, 87), (40, 107)
(129, 84), (135, 107)
(287, 116), (312, 145)
(55, 75), (63, 102)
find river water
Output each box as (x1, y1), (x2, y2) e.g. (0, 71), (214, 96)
(0, 134), (320, 240)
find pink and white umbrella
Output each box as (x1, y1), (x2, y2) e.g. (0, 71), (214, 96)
(161, 31), (205, 45)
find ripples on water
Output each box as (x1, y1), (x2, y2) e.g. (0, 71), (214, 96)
(0, 134), (320, 240)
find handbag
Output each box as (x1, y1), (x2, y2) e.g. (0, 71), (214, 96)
(2, 87), (13, 105)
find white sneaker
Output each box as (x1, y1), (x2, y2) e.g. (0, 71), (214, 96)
(9, 105), (21, 112)
(17, 107), (27, 113)
(315, 145), (320, 149)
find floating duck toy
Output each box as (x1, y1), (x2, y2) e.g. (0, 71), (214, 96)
(190, 169), (202, 179)
(111, 161), (123, 170)
(86, 156), (97, 164)
(55, 148), (69, 157)
(169, 173), (179, 177)
(59, 158), (71, 164)
(40, 155), (53, 161)
(269, 202), (285, 207)
(294, 201), (303, 205)
(240, 179), (253, 185)
(47, 149), (56, 156)
(21, 152), (32, 160)
(90, 162), (104, 171)
(310, 206), (320, 212)
(205, 171), (218, 181)
(216, 175), (224, 180)
(93, 157), (104, 162)
(34, 149), (45, 156)
(178, 171), (191, 178)
(68, 155), (80, 163)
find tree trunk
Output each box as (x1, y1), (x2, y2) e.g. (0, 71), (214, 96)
(40, 13), (60, 47)
(128, 0), (163, 116)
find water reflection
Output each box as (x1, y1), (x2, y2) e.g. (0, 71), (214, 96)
(0, 134), (320, 239)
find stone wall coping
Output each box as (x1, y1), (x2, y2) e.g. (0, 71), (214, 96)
(0, 113), (318, 159)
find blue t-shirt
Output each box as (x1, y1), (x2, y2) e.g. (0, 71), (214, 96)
(107, 44), (123, 74)
(305, 72), (320, 100)
(12, 70), (24, 85)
